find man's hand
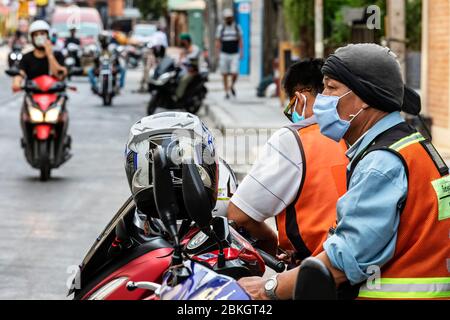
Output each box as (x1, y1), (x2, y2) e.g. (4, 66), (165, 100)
(44, 39), (54, 57)
(238, 277), (270, 300)
(12, 83), (22, 93)
(12, 75), (23, 92)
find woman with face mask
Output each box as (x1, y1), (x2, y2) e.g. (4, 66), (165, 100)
(228, 59), (349, 300)
(12, 20), (67, 92)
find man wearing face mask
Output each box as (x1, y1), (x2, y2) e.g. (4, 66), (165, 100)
(229, 60), (349, 300)
(12, 20), (66, 92)
(245, 44), (450, 300)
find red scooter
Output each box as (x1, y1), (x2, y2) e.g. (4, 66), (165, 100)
(6, 70), (74, 181)
(69, 197), (283, 300)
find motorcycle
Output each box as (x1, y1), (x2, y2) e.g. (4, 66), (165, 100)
(69, 150), (284, 300)
(125, 44), (143, 69)
(5, 71), (73, 181)
(63, 43), (83, 80)
(8, 44), (23, 70)
(147, 55), (208, 116)
(130, 151), (338, 301)
(94, 51), (120, 106)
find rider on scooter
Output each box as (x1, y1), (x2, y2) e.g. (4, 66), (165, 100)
(175, 33), (201, 100)
(12, 20), (67, 92)
(88, 31), (126, 94)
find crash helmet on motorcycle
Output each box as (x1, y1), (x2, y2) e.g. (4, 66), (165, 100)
(98, 31), (112, 50)
(125, 112), (219, 219)
(213, 158), (238, 217)
(29, 20), (50, 49)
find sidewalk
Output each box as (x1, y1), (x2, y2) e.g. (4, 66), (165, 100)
(205, 73), (290, 132)
(203, 73), (290, 180)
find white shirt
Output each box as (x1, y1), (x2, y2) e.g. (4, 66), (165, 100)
(231, 124), (307, 222)
(152, 31), (168, 48)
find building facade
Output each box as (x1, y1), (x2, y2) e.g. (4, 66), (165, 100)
(422, 0), (450, 152)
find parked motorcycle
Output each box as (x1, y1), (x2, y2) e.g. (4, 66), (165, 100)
(8, 44), (23, 70)
(63, 43), (83, 80)
(69, 151), (283, 300)
(129, 153), (337, 301)
(5, 71), (73, 181)
(147, 56), (208, 116)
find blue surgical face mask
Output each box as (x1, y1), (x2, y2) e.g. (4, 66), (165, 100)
(291, 94), (307, 123)
(313, 91), (364, 142)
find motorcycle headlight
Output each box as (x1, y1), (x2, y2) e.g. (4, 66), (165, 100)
(45, 107), (61, 123)
(45, 98), (64, 123)
(87, 277), (128, 300)
(65, 57), (75, 66)
(17, 53), (22, 60)
(10, 53), (17, 60)
(28, 106), (44, 123)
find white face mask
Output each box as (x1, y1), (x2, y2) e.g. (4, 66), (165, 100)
(34, 35), (47, 48)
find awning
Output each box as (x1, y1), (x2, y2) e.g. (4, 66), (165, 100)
(168, 0), (205, 11)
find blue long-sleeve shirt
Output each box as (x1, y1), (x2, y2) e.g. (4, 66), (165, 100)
(323, 112), (408, 285)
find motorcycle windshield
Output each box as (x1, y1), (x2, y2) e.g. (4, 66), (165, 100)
(80, 197), (134, 269)
(159, 261), (250, 300)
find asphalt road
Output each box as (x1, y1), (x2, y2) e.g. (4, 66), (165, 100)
(0, 65), (151, 299)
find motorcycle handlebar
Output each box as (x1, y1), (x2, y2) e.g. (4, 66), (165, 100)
(256, 248), (286, 273)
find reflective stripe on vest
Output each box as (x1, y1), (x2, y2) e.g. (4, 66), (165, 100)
(389, 132), (426, 151)
(359, 277), (450, 299)
(353, 125), (450, 300)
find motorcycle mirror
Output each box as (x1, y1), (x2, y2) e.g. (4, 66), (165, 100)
(152, 146), (179, 244)
(182, 162), (213, 231)
(294, 257), (337, 300)
(5, 69), (20, 77)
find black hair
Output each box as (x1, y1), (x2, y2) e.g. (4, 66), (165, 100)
(282, 58), (324, 97)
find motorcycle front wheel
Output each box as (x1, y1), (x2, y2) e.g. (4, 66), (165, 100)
(38, 141), (51, 182)
(102, 76), (112, 106)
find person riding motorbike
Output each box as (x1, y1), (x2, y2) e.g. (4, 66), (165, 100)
(12, 20), (67, 92)
(88, 31), (126, 94)
(65, 25), (81, 48)
(175, 33), (201, 100)
(9, 30), (27, 49)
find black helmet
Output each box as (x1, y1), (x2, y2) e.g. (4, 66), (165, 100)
(125, 112), (219, 219)
(98, 31), (111, 49)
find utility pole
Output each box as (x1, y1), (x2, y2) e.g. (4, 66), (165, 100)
(386, 0), (406, 79)
(314, 0), (324, 58)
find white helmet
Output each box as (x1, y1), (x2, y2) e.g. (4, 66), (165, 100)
(223, 8), (234, 18)
(29, 20), (50, 36)
(125, 112), (219, 219)
(212, 158), (238, 217)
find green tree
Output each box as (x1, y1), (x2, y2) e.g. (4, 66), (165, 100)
(406, 0), (422, 51)
(135, 0), (168, 20)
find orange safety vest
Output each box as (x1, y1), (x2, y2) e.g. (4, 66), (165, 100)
(346, 123), (450, 300)
(276, 123), (348, 260)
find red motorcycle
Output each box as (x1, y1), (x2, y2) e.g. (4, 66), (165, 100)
(19, 75), (73, 181)
(69, 197), (284, 300)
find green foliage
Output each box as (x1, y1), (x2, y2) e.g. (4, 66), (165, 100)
(406, 0), (422, 51)
(282, 0), (314, 41)
(135, 0), (167, 20)
(324, 0), (386, 49)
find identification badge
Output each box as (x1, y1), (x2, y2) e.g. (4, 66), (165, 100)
(431, 175), (450, 221)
